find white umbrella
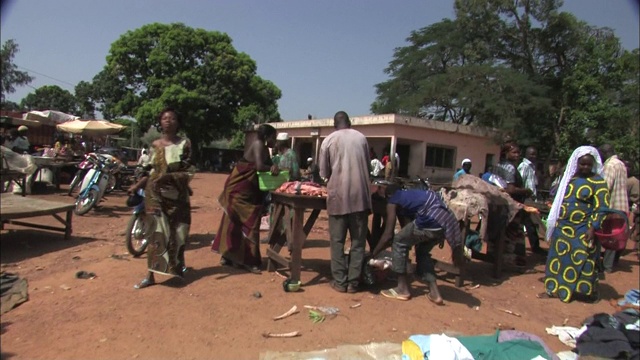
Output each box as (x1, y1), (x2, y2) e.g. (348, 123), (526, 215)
(56, 119), (125, 136)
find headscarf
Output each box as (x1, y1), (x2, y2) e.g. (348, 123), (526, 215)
(545, 145), (603, 241)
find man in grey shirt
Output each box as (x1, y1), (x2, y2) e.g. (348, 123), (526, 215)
(319, 111), (371, 293)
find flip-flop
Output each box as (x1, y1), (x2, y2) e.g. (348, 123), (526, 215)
(426, 293), (445, 306)
(380, 288), (410, 301)
(536, 292), (555, 299)
(133, 278), (155, 289)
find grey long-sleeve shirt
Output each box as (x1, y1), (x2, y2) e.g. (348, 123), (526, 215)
(319, 128), (371, 216)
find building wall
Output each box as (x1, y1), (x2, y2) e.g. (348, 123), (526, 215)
(245, 115), (500, 183)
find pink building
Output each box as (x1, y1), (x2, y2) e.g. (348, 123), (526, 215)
(246, 114), (500, 185)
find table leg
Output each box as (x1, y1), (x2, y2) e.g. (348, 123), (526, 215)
(64, 210), (73, 240)
(494, 230), (506, 278)
(289, 208), (305, 283)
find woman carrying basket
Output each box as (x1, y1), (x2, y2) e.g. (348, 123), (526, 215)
(540, 146), (610, 302)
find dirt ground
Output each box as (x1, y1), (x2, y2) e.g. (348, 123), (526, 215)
(1, 172), (638, 360)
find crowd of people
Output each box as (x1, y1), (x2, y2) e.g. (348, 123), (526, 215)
(127, 107), (638, 311)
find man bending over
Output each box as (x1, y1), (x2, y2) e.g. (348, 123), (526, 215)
(372, 186), (465, 304)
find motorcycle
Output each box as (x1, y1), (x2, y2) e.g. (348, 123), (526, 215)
(67, 153), (95, 196)
(125, 188), (152, 257)
(74, 154), (113, 215)
(125, 166), (152, 257)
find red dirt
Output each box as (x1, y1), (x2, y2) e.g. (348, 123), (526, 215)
(1, 173), (638, 359)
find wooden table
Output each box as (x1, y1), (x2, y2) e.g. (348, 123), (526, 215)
(31, 157), (79, 190)
(266, 192), (326, 283)
(0, 169), (27, 196)
(0, 193), (75, 240)
(266, 189), (468, 286)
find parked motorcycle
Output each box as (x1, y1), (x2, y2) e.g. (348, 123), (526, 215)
(67, 154), (95, 196)
(74, 154), (113, 215)
(124, 165), (152, 257)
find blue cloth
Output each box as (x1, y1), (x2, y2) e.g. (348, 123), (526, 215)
(453, 168), (467, 181)
(388, 189), (430, 219)
(481, 172), (493, 183)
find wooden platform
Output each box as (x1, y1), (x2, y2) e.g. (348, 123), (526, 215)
(0, 193), (75, 240)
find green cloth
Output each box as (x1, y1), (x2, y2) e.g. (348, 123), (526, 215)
(456, 331), (549, 360)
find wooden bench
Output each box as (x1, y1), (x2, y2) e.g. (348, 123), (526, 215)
(0, 193), (75, 240)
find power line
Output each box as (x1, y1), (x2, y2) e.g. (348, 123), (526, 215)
(15, 64), (77, 89)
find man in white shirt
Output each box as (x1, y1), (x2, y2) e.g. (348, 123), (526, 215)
(518, 146), (546, 255)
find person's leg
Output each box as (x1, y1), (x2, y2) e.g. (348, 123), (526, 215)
(602, 249), (616, 272)
(524, 213), (544, 254)
(388, 223), (418, 296)
(328, 214), (348, 290)
(414, 230), (444, 304)
(346, 211), (369, 292)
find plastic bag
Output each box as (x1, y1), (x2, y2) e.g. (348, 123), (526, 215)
(487, 174), (507, 189)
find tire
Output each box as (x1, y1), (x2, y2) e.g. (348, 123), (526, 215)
(67, 171), (84, 196)
(105, 174), (117, 194)
(74, 188), (99, 215)
(125, 213), (150, 257)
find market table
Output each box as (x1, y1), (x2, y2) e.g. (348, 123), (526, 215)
(31, 157), (79, 190)
(0, 193), (75, 240)
(265, 188), (469, 286)
(265, 192), (326, 283)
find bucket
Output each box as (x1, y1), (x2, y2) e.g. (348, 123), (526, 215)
(595, 211), (629, 251)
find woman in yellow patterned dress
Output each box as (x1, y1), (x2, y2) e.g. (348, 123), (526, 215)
(130, 108), (194, 289)
(540, 146), (610, 302)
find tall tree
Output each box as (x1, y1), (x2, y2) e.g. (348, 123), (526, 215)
(91, 23), (281, 159)
(20, 85), (79, 114)
(372, 0), (638, 173)
(1, 39), (33, 106)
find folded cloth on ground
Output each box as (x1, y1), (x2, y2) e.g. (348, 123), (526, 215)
(545, 326), (587, 348)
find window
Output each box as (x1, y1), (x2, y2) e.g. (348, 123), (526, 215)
(425, 145), (455, 169)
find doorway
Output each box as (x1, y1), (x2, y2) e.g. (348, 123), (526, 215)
(397, 144), (410, 177)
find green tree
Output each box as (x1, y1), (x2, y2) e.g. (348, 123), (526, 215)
(74, 81), (96, 118)
(1, 39), (33, 106)
(92, 23), (281, 160)
(373, 0), (639, 176)
(20, 85), (79, 114)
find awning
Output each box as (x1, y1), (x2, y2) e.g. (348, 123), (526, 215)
(23, 110), (79, 126)
(0, 116), (43, 128)
(56, 119), (125, 136)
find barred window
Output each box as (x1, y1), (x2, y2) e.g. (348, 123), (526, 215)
(425, 145), (455, 169)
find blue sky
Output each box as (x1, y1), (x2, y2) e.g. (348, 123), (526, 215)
(1, 0), (638, 121)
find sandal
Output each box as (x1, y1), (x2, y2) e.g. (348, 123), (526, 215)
(243, 265), (262, 274)
(380, 288), (410, 301)
(426, 292), (445, 306)
(133, 278), (155, 289)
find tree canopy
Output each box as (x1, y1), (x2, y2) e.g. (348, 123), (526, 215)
(372, 0), (639, 169)
(87, 23), (281, 157)
(20, 85), (79, 115)
(1, 39), (33, 106)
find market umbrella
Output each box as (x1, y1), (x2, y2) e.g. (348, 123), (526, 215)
(56, 119), (125, 136)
